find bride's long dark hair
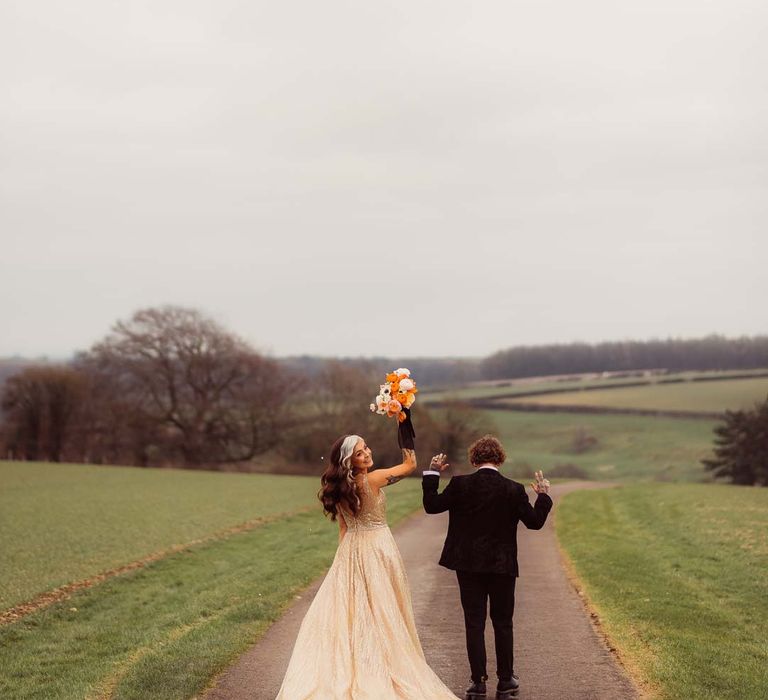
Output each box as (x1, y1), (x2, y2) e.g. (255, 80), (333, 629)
(318, 434), (363, 521)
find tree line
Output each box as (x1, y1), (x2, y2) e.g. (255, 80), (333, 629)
(0, 306), (492, 472)
(481, 335), (768, 380)
(2, 307), (767, 483)
(4, 333), (766, 394)
(285, 334), (768, 387)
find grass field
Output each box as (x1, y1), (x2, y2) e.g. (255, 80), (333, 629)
(498, 377), (768, 413)
(483, 410), (716, 482)
(0, 461), (324, 610)
(556, 483), (768, 700)
(0, 462), (425, 699)
(423, 377), (648, 402)
(422, 370), (768, 403)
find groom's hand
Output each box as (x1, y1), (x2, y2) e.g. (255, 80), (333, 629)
(429, 453), (450, 472)
(531, 469), (551, 494)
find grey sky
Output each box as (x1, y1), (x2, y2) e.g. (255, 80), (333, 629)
(2, 1), (766, 359)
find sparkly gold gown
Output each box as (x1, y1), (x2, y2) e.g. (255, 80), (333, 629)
(274, 471), (459, 699)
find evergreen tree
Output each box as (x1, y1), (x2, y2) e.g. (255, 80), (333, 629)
(703, 398), (768, 485)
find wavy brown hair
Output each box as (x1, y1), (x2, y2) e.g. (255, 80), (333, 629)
(318, 434), (362, 521)
(468, 434), (507, 466)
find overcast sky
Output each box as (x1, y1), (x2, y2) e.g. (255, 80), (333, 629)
(2, 1), (766, 359)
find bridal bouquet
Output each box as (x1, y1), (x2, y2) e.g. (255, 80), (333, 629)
(370, 368), (418, 422)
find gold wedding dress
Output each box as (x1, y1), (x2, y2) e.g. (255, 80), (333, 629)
(275, 471), (459, 699)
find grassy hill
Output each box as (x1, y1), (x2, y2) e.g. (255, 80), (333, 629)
(424, 372), (768, 483)
(423, 370), (768, 409)
(498, 377), (768, 413)
(557, 483), (768, 699)
(482, 410), (715, 482)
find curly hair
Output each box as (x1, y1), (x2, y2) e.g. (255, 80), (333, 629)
(468, 434), (507, 466)
(318, 434), (363, 521)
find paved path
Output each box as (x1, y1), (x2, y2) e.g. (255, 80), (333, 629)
(203, 481), (639, 700)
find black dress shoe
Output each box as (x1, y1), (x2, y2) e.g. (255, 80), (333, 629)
(465, 680), (487, 699)
(496, 676), (520, 698)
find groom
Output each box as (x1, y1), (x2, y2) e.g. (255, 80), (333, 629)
(422, 435), (553, 700)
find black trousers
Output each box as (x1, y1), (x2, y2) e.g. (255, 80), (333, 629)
(456, 570), (516, 683)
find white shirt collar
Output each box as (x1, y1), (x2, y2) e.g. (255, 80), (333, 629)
(476, 464), (499, 471)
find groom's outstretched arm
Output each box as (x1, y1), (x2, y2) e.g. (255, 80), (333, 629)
(422, 473), (456, 514)
(516, 483), (553, 529)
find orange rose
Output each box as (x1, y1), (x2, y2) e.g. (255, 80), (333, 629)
(386, 372), (398, 383)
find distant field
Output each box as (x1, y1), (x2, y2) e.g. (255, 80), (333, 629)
(424, 377), (644, 402)
(498, 377), (768, 413)
(0, 461), (425, 700)
(483, 410), (715, 482)
(423, 370), (768, 404)
(557, 483), (768, 699)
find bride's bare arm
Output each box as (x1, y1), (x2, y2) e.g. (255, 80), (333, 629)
(367, 449), (417, 489)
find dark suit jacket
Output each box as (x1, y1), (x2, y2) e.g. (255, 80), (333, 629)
(422, 468), (553, 577)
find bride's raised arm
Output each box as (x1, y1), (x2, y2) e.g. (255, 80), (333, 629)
(367, 448), (417, 489)
(368, 372), (418, 489)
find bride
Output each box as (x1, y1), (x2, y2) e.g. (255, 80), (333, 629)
(274, 420), (459, 699)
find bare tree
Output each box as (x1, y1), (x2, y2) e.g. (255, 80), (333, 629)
(69, 357), (166, 466)
(425, 400), (498, 465)
(279, 360), (409, 468)
(77, 305), (295, 466)
(280, 363), (497, 473)
(0, 365), (86, 461)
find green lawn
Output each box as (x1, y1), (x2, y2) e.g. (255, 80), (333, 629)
(0, 463), (425, 700)
(0, 461), (325, 610)
(484, 410), (716, 482)
(499, 377), (768, 413)
(556, 483), (768, 700)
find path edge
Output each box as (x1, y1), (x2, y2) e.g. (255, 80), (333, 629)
(552, 485), (659, 700)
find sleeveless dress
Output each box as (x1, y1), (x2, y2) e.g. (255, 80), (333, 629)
(274, 471), (459, 699)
